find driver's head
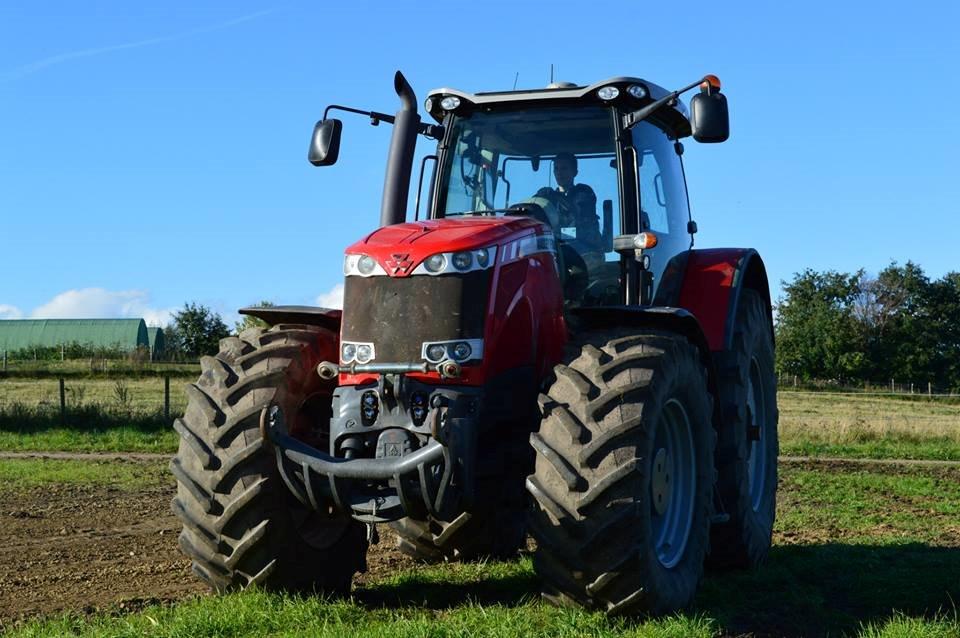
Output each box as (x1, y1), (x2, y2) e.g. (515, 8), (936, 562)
(553, 152), (578, 190)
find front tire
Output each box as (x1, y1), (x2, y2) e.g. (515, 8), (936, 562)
(527, 331), (715, 615)
(170, 325), (367, 592)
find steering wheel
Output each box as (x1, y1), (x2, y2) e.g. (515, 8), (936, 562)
(508, 202), (551, 226)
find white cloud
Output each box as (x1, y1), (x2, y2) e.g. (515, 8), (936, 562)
(0, 305), (23, 319)
(315, 284), (344, 310)
(29, 288), (176, 326)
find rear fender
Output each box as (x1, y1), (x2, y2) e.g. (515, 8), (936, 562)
(653, 249), (773, 352)
(238, 305), (342, 332)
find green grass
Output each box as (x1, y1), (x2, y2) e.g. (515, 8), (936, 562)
(778, 389), (960, 460)
(0, 457), (168, 489)
(4, 462), (959, 637)
(0, 427), (177, 453)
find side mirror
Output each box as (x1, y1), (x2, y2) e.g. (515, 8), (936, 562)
(308, 118), (343, 166)
(690, 91), (729, 143)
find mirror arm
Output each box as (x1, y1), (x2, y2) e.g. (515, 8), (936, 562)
(621, 76), (713, 129)
(321, 104), (443, 140)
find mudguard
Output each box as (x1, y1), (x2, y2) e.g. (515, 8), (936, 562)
(653, 248), (773, 352)
(238, 305), (342, 332)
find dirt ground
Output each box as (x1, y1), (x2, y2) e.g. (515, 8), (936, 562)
(0, 475), (410, 629)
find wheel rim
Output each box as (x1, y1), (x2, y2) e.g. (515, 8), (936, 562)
(746, 356), (769, 512)
(650, 398), (696, 569)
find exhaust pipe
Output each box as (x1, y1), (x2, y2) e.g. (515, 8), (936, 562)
(380, 71), (420, 228)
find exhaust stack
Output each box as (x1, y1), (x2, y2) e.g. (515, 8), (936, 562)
(380, 71), (420, 228)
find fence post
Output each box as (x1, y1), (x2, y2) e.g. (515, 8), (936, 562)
(164, 375), (170, 421)
(59, 377), (66, 426)
(61, 344), (65, 362)
(890, 379), (894, 393)
(929, 381), (933, 396)
(910, 382), (914, 394)
(2, 350), (5, 372)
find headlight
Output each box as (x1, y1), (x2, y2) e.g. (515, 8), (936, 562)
(355, 343), (374, 364)
(344, 254), (386, 277)
(440, 96), (461, 110)
(413, 246), (496, 276)
(341, 343), (357, 363)
(597, 85), (620, 100)
(452, 251), (473, 271)
(421, 339), (484, 363)
(451, 342), (472, 361)
(424, 254), (447, 273)
(341, 341), (374, 364)
(357, 255), (377, 275)
(627, 84), (648, 99)
(425, 344), (447, 363)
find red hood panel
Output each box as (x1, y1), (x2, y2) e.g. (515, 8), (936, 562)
(346, 217), (543, 275)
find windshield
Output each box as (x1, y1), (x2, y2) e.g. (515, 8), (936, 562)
(439, 106), (619, 219)
(437, 106), (624, 306)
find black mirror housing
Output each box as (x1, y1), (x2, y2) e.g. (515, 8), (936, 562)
(690, 92), (729, 143)
(308, 118), (343, 166)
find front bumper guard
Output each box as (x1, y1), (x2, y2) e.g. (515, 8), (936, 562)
(262, 405), (466, 524)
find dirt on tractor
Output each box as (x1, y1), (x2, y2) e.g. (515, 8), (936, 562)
(0, 472), (408, 628)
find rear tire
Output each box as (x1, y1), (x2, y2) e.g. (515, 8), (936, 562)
(527, 331), (715, 615)
(390, 430), (530, 562)
(170, 325), (367, 592)
(708, 290), (779, 569)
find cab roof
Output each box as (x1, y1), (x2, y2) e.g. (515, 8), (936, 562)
(426, 76), (692, 138)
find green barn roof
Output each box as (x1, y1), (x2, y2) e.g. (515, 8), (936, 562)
(0, 319), (149, 352)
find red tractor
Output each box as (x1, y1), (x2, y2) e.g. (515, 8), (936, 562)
(171, 71), (778, 614)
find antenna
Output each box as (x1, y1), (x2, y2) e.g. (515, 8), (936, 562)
(550, 64), (554, 84)
(513, 72), (519, 91)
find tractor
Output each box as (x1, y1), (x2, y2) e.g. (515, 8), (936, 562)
(171, 70), (778, 614)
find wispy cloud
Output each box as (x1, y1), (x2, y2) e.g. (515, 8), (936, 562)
(315, 284), (344, 310)
(2, 9), (273, 82)
(30, 288), (176, 327)
(0, 305), (24, 320)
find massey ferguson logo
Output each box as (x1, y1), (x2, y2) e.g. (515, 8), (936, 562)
(385, 253), (414, 275)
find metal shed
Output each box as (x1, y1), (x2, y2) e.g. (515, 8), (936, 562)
(146, 326), (166, 358)
(0, 319), (150, 352)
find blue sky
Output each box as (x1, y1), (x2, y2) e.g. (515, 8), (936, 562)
(2, 1), (958, 327)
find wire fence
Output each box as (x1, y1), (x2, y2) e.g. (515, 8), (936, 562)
(777, 374), (960, 398)
(0, 375), (189, 430)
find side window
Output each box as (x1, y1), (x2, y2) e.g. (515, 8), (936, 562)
(631, 122), (690, 238)
(637, 150), (669, 233)
(631, 122), (692, 300)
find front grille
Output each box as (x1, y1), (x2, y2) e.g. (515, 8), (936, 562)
(341, 271), (491, 363)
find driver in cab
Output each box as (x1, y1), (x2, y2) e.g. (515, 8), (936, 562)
(535, 152), (603, 253)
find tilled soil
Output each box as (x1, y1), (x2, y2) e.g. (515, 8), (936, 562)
(0, 475), (409, 629)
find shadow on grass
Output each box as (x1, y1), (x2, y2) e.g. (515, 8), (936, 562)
(696, 542), (960, 637)
(353, 565), (537, 610)
(352, 543), (958, 635)
(0, 405), (172, 434)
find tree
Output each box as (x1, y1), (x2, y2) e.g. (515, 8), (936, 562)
(234, 300), (274, 334)
(171, 302), (230, 358)
(775, 269), (866, 381)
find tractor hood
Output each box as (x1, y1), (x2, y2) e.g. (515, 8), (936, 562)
(345, 216), (544, 277)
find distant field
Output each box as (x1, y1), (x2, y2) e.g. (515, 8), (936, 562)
(778, 390), (960, 460)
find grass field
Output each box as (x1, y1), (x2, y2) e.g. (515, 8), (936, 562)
(4, 380), (960, 459)
(5, 459), (958, 637)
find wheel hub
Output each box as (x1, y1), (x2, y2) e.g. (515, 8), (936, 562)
(651, 447), (673, 516)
